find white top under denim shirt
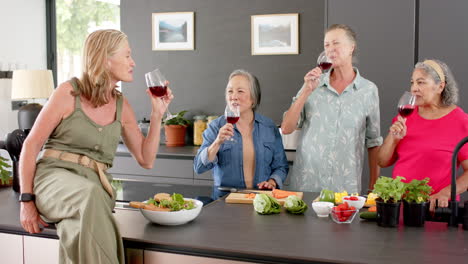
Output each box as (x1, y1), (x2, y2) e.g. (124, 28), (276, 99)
(289, 68), (383, 194)
(194, 113), (289, 200)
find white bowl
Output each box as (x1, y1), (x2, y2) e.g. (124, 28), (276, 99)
(139, 198), (203, 226)
(312, 201), (334, 217)
(341, 196), (366, 209)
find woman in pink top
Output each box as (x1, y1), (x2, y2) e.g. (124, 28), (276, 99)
(378, 59), (468, 211)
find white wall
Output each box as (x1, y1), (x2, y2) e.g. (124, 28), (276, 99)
(0, 0), (47, 138)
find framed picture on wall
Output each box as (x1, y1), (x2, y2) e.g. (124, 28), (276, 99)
(251, 13), (299, 55)
(152, 12), (195, 50)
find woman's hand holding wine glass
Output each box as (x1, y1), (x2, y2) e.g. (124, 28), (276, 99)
(391, 91), (416, 139)
(223, 103), (240, 143)
(145, 69), (176, 121)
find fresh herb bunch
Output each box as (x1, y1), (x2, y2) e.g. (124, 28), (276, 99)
(0, 156), (12, 185)
(403, 178), (432, 204)
(163, 110), (191, 126)
(372, 176), (406, 203)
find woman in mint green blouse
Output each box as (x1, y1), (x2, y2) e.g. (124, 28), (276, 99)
(282, 24), (382, 194)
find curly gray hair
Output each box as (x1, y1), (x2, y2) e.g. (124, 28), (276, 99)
(414, 59), (458, 106)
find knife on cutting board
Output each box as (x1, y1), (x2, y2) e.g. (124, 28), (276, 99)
(217, 186), (263, 194)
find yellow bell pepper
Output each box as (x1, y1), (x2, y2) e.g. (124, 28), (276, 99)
(334, 190), (348, 204)
(366, 192), (379, 206)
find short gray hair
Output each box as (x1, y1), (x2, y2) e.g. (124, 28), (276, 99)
(414, 59), (459, 106)
(227, 69), (261, 111)
(326, 24), (358, 62)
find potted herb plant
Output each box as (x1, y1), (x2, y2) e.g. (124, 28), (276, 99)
(0, 156), (12, 187)
(372, 176), (407, 227)
(164, 110), (191, 147)
(402, 178), (432, 227)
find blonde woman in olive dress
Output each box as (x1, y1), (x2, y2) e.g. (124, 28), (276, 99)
(18, 29), (173, 263)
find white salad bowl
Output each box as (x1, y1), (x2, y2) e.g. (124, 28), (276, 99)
(139, 198), (203, 226)
(341, 196), (366, 210)
(312, 201), (334, 217)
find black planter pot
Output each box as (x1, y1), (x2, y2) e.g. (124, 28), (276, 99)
(403, 201), (428, 227)
(376, 200), (401, 227)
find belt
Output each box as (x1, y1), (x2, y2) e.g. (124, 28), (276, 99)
(42, 149), (114, 198)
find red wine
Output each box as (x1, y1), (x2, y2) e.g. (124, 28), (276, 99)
(149, 86), (167, 97)
(398, 105), (415, 117)
(318, 62), (332, 71)
(226, 116), (239, 124)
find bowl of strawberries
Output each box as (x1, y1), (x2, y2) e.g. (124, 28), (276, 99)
(330, 202), (358, 224)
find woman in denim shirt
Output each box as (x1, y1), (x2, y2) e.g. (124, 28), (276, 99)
(194, 69), (289, 199)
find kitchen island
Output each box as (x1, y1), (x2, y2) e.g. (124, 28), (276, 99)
(0, 187), (466, 264)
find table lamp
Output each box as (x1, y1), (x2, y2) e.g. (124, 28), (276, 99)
(11, 70), (54, 131)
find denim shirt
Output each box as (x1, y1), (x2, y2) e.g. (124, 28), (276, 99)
(194, 113), (289, 199)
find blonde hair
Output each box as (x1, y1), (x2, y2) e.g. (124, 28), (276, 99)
(74, 29), (126, 107)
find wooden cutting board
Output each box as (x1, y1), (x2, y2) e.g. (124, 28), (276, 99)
(225, 190), (304, 205)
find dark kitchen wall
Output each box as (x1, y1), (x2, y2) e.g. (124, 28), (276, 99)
(121, 0), (325, 124)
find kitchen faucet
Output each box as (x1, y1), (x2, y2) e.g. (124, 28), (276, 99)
(447, 136), (468, 227)
(427, 136), (468, 229)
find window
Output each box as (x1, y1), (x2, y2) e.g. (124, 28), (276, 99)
(47, 0), (120, 85)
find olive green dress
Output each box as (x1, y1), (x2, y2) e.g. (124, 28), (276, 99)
(34, 79), (124, 264)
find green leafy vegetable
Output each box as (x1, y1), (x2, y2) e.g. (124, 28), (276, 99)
(284, 195), (308, 214)
(0, 156), (12, 185)
(253, 193), (281, 214)
(372, 176), (406, 203)
(403, 178), (432, 203)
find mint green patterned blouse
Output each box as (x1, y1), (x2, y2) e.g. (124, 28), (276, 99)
(288, 68), (382, 194)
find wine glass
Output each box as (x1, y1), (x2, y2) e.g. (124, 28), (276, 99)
(397, 91), (416, 118)
(224, 104), (240, 142)
(317, 51), (333, 72)
(393, 91), (416, 138)
(144, 69), (176, 121)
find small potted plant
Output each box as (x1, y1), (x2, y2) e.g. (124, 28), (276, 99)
(402, 178), (432, 227)
(372, 176), (407, 227)
(163, 110), (191, 147)
(0, 156), (12, 187)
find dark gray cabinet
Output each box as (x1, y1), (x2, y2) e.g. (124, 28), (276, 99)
(109, 156), (201, 185)
(418, 0), (468, 111)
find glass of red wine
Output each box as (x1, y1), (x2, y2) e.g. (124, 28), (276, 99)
(145, 69), (176, 121)
(393, 91), (416, 138)
(317, 51), (333, 72)
(397, 91), (416, 118)
(224, 103), (240, 142)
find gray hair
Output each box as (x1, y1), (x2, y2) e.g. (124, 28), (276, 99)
(326, 24), (358, 62)
(414, 59), (459, 106)
(227, 69), (261, 111)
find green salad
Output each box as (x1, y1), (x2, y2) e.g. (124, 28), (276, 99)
(147, 193), (196, 211)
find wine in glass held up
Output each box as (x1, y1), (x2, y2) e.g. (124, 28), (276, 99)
(397, 91), (416, 118)
(318, 62), (332, 71)
(149, 85), (167, 97)
(144, 68), (176, 121)
(145, 69), (167, 97)
(398, 105), (415, 117)
(226, 116), (239, 124)
(224, 104), (240, 142)
(317, 51), (332, 72)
